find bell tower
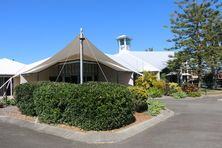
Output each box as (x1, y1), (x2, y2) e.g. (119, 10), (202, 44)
(116, 35), (132, 53)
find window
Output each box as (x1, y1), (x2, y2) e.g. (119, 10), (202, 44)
(56, 61), (99, 84)
(120, 39), (124, 45)
(126, 39), (131, 45)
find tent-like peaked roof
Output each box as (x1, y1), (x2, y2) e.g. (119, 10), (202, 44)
(23, 35), (130, 74)
(0, 58), (26, 75)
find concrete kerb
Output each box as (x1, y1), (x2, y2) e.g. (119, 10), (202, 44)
(0, 109), (174, 144)
(156, 94), (222, 101)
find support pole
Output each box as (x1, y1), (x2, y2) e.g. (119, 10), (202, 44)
(10, 79), (12, 96)
(79, 28), (85, 84)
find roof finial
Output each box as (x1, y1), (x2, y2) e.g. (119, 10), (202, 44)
(80, 27), (84, 39)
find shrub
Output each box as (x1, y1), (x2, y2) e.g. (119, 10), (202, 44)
(187, 91), (201, 97)
(34, 82), (76, 124)
(148, 87), (164, 98)
(153, 80), (166, 90)
(128, 86), (149, 112)
(135, 71), (157, 89)
(0, 100), (5, 108)
(5, 98), (16, 106)
(15, 82), (41, 116)
(8, 99), (16, 106)
(147, 99), (165, 116)
(63, 82), (135, 131)
(172, 91), (187, 99)
(182, 83), (199, 93)
(165, 82), (182, 95)
(15, 81), (51, 115)
(0, 98), (16, 107)
(15, 81), (135, 131)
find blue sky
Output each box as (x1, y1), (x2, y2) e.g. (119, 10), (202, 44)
(0, 0), (176, 64)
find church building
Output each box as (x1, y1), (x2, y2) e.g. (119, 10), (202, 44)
(0, 30), (173, 96)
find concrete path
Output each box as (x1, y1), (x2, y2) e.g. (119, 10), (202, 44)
(0, 96), (222, 148)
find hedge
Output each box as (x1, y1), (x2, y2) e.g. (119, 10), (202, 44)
(15, 81), (53, 116)
(15, 82), (44, 116)
(15, 81), (135, 131)
(62, 82), (135, 130)
(34, 82), (76, 124)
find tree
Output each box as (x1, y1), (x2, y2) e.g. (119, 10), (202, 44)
(202, 8), (222, 88)
(145, 48), (154, 52)
(167, 0), (222, 87)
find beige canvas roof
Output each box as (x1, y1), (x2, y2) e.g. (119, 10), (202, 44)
(23, 35), (130, 74)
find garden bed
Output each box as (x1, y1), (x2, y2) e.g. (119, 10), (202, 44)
(0, 106), (152, 132)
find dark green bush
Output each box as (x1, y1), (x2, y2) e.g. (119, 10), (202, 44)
(34, 82), (76, 124)
(128, 86), (148, 112)
(15, 81), (135, 131)
(15, 81), (51, 116)
(63, 82), (135, 131)
(15, 82), (39, 116)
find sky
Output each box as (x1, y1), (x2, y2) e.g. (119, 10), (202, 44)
(0, 0), (177, 64)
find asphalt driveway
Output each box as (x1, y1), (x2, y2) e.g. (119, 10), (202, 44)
(0, 96), (222, 148)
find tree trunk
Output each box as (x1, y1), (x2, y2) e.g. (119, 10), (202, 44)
(212, 68), (217, 89)
(198, 74), (202, 88)
(197, 56), (203, 88)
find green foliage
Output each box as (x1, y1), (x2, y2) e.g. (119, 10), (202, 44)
(15, 82), (41, 116)
(187, 92), (201, 97)
(34, 82), (76, 124)
(148, 88), (164, 98)
(135, 71), (157, 89)
(165, 82), (182, 96)
(172, 91), (187, 99)
(0, 98), (16, 107)
(0, 100), (5, 108)
(15, 81), (135, 131)
(203, 73), (214, 88)
(15, 81), (51, 116)
(63, 82), (135, 131)
(153, 80), (166, 90)
(167, 0), (222, 87)
(182, 84), (199, 93)
(128, 86), (149, 112)
(6, 99), (16, 106)
(147, 99), (165, 116)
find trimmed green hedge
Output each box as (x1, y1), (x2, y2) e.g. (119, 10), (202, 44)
(15, 82), (40, 116)
(63, 82), (135, 130)
(15, 81), (135, 131)
(15, 81), (51, 116)
(34, 82), (76, 124)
